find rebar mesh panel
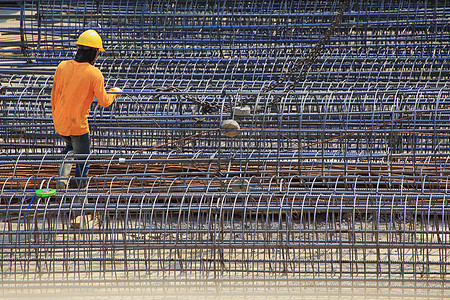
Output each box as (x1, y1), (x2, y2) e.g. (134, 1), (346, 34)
(1, 0), (450, 295)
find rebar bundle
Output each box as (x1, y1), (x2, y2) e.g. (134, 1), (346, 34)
(1, 0), (450, 296)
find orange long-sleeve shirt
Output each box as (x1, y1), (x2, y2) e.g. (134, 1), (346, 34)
(51, 60), (117, 136)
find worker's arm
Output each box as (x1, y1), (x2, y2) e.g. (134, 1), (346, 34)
(93, 70), (119, 108)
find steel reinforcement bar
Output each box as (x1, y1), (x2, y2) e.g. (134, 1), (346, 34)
(0, 0), (450, 293)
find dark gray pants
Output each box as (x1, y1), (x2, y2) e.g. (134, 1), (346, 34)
(60, 133), (90, 178)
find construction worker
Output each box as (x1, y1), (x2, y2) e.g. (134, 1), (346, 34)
(51, 29), (122, 188)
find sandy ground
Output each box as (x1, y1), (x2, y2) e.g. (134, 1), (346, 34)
(0, 8), (20, 27)
(2, 283), (445, 300)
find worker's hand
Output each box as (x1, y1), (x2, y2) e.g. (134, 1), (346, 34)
(109, 87), (123, 94)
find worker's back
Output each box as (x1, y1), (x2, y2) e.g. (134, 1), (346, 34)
(51, 59), (115, 136)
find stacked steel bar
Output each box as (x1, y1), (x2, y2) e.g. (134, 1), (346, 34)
(1, 0), (450, 294)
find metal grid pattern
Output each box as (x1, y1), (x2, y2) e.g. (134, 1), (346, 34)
(1, 0), (450, 294)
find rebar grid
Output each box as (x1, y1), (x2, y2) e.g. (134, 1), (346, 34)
(1, 0), (450, 293)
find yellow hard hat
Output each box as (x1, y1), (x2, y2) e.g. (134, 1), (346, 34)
(75, 29), (105, 52)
